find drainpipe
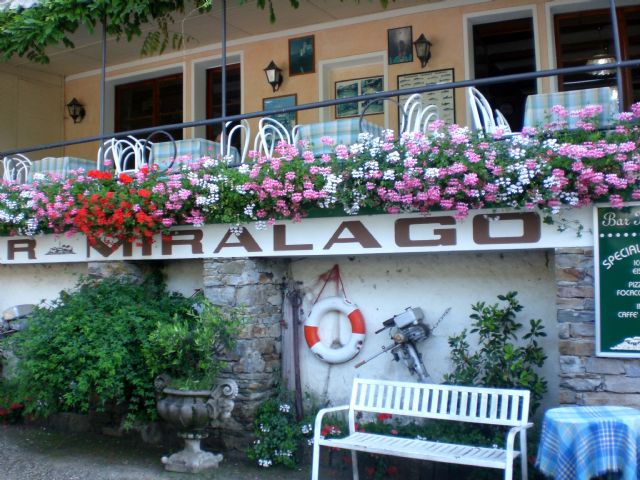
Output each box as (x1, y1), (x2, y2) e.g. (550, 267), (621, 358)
(99, 15), (107, 164)
(608, 0), (624, 110)
(220, 0), (227, 148)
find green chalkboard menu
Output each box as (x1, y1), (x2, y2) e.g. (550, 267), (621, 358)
(595, 204), (640, 357)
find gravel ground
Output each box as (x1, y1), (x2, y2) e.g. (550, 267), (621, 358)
(0, 424), (351, 480)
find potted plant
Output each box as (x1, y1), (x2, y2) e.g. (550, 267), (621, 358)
(145, 294), (243, 473)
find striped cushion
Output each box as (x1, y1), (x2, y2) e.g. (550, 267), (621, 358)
(30, 156), (97, 180)
(298, 118), (385, 155)
(151, 139), (239, 168)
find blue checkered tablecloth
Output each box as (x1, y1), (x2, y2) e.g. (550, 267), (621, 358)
(151, 139), (239, 168)
(29, 156), (97, 180)
(536, 405), (640, 480)
(297, 118), (385, 155)
(523, 87), (618, 129)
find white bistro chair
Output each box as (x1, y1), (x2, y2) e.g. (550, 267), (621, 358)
(494, 108), (513, 134)
(253, 117), (300, 158)
(467, 87), (514, 136)
(400, 93), (440, 135)
(98, 137), (148, 174)
(2, 154), (32, 183)
(222, 119), (251, 165)
(468, 87), (498, 135)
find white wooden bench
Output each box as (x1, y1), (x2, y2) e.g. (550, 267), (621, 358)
(311, 378), (532, 480)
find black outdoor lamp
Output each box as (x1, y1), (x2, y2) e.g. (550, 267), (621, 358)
(264, 60), (283, 92)
(413, 33), (433, 69)
(66, 97), (85, 124)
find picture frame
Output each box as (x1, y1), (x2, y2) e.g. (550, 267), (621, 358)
(335, 75), (384, 119)
(289, 35), (315, 76)
(262, 94), (297, 132)
(397, 68), (456, 127)
(388, 26), (413, 65)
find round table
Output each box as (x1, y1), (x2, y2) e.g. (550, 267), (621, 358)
(535, 405), (640, 480)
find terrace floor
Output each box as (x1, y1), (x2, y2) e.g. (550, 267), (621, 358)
(0, 423), (353, 480)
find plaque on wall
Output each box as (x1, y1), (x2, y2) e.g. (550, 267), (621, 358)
(595, 203), (640, 357)
(397, 68), (455, 128)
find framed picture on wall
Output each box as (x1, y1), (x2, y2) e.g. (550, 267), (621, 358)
(388, 26), (413, 65)
(397, 68), (455, 127)
(289, 35), (315, 76)
(262, 94), (297, 132)
(335, 75), (384, 119)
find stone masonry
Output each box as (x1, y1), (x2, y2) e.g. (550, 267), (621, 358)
(556, 247), (640, 407)
(203, 257), (288, 449)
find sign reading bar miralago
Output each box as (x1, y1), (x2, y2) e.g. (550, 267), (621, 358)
(0, 209), (593, 265)
(595, 204), (640, 357)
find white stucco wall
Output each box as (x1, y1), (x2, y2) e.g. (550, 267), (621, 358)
(0, 263), (87, 311)
(0, 260), (203, 312)
(290, 250), (559, 415)
(0, 253), (558, 416)
(163, 259), (204, 297)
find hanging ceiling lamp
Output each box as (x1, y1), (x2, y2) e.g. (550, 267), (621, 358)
(586, 53), (616, 77)
(586, 25), (615, 77)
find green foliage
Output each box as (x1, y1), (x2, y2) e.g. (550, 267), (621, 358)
(0, 0), (188, 63)
(444, 291), (548, 414)
(0, 378), (26, 424)
(2, 273), (236, 427)
(144, 294), (243, 390)
(0, 0), (384, 63)
(246, 392), (314, 468)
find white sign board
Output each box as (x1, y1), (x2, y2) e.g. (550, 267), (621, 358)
(0, 209), (593, 264)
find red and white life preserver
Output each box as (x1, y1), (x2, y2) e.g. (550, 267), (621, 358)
(304, 296), (366, 364)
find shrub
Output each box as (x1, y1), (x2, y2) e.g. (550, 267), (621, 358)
(444, 291), (548, 415)
(4, 273), (196, 427)
(144, 295), (243, 390)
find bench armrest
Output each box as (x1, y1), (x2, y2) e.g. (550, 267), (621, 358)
(313, 405), (350, 441)
(505, 422), (533, 456)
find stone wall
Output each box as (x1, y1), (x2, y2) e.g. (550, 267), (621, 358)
(203, 258), (288, 449)
(556, 247), (640, 407)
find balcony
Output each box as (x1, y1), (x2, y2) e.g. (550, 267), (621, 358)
(0, 0), (639, 250)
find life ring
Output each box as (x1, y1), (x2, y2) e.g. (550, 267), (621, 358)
(304, 296), (366, 364)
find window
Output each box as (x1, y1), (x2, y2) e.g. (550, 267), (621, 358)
(206, 64), (241, 149)
(472, 17), (536, 131)
(555, 6), (640, 108)
(115, 73), (183, 140)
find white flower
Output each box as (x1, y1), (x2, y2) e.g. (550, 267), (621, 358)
(230, 224), (244, 236)
(279, 403), (291, 413)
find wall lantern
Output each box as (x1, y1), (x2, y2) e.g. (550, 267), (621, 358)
(413, 34), (433, 69)
(264, 60), (283, 92)
(66, 98), (85, 124)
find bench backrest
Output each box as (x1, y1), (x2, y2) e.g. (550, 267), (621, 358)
(350, 378), (530, 427)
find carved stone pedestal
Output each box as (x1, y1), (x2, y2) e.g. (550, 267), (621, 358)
(156, 379), (238, 473)
(161, 432), (223, 473)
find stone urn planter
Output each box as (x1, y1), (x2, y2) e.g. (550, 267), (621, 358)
(156, 378), (238, 473)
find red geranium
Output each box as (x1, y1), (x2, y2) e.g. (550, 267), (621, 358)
(118, 173), (133, 184)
